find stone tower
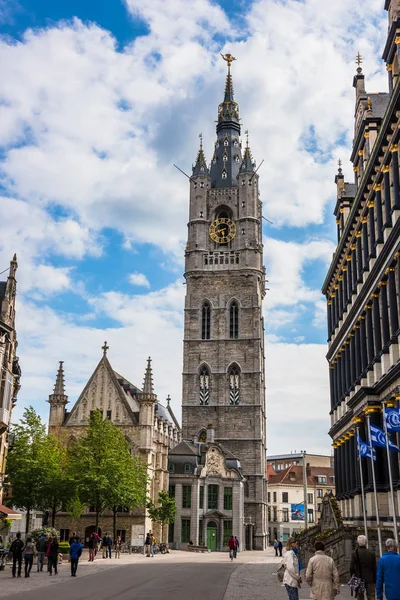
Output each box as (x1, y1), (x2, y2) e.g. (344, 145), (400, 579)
(181, 55), (267, 549)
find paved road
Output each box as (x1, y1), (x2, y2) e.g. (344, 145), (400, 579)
(6, 561), (237, 600)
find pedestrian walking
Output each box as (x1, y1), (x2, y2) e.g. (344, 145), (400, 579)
(228, 535), (236, 561)
(46, 536), (59, 575)
(278, 539), (283, 557)
(376, 538), (400, 600)
(274, 539), (279, 557)
(150, 534), (156, 557)
(115, 536), (122, 559)
(36, 534), (47, 572)
(306, 541), (339, 600)
(234, 536), (239, 557)
(283, 538), (302, 600)
(69, 536), (83, 577)
(88, 533), (96, 562)
(102, 534), (108, 558)
(69, 531), (77, 545)
(23, 536), (36, 578)
(145, 533), (151, 557)
(106, 534), (113, 559)
(10, 532), (24, 578)
(350, 535), (376, 600)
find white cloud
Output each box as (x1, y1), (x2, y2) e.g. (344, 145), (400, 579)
(129, 272), (150, 288)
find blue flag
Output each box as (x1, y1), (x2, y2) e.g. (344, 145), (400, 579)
(357, 434), (376, 460)
(385, 409), (400, 432)
(370, 424), (400, 453)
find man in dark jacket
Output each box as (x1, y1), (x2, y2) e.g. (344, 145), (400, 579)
(69, 537), (83, 577)
(376, 538), (400, 600)
(10, 532), (24, 577)
(102, 534), (108, 558)
(350, 535), (377, 600)
(278, 540), (283, 557)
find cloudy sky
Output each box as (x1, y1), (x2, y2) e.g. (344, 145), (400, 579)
(0, 0), (390, 454)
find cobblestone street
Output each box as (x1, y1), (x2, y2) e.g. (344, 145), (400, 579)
(0, 548), (354, 600)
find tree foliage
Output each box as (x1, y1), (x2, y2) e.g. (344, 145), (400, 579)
(68, 410), (148, 535)
(147, 491), (177, 540)
(6, 407), (49, 532)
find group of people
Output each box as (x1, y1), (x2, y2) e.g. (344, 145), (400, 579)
(282, 534), (400, 600)
(228, 535), (240, 561)
(8, 531), (83, 578)
(9, 532), (61, 578)
(145, 532), (156, 557)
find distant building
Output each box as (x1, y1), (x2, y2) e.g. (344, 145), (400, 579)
(48, 347), (180, 544)
(267, 453), (335, 542)
(168, 425), (245, 551)
(0, 255), (21, 503)
(322, 1), (400, 527)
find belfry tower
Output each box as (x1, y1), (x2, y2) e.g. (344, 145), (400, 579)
(181, 54), (267, 549)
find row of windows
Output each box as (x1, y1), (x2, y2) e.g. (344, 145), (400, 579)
(268, 489), (331, 504)
(168, 485), (233, 511)
(201, 301), (239, 340)
(199, 364), (241, 405)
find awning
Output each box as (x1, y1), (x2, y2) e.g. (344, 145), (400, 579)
(0, 504), (22, 520)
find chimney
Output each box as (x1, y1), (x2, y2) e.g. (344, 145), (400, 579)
(207, 423), (215, 443)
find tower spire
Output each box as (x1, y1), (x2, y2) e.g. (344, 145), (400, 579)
(240, 130), (255, 173)
(217, 53), (240, 133)
(192, 133), (209, 176)
(142, 357), (155, 397)
(54, 361), (66, 396)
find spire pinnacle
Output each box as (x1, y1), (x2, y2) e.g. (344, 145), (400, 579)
(240, 131), (255, 173)
(216, 53), (240, 132)
(142, 357), (155, 396)
(192, 133), (209, 176)
(48, 361), (68, 405)
(102, 341), (109, 356)
(338, 158), (342, 175)
(54, 361), (65, 395)
(356, 51), (363, 68)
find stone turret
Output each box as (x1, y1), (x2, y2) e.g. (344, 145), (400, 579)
(48, 361), (68, 432)
(139, 357), (157, 451)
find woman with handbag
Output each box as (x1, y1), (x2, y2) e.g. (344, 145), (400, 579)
(349, 535), (376, 600)
(283, 538), (303, 600)
(306, 541), (340, 600)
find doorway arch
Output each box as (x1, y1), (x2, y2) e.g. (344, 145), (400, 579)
(207, 520), (218, 551)
(84, 525), (102, 545)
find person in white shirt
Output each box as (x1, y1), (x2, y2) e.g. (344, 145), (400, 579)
(283, 538), (303, 600)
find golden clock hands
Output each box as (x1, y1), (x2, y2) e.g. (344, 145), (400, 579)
(218, 228), (226, 236)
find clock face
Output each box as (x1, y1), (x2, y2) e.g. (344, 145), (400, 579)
(209, 218), (236, 244)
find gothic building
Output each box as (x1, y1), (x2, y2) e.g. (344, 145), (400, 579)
(323, 1), (400, 526)
(48, 346), (180, 544)
(181, 55), (268, 549)
(0, 255), (21, 503)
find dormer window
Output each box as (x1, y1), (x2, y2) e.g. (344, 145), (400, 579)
(222, 170), (227, 179)
(223, 153), (228, 162)
(184, 463), (192, 474)
(234, 140), (238, 148)
(224, 138), (229, 146)
(168, 462), (175, 473)
(235, 154), (240, 163)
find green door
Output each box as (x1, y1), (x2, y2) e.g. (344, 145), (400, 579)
(207, 522), (217, 551)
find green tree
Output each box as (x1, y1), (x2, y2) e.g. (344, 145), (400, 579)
(39, 435), (72, 526)
(6, 407), (48, 533)
(69, 410), (148, 536)
(147, 491), (177, 542)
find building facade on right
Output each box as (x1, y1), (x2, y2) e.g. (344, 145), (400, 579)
(322, 1), (400, 526)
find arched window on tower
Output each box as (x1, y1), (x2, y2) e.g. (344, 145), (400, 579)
(199, 366), (210, 405)
(201, 301), (211, 340)
(228, 364), (240, 405)
(229, 301), (239, 339)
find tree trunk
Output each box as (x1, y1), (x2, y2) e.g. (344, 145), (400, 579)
(51, 503), (56, 527)
(25, 507), (30, 535)
(95, 509), (99, 535)
(113, 508), (117, 541)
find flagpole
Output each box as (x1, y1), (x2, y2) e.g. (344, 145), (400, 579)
(382, 403), (399, 546)
(356, 425), (368, 542)
(366, 413), (383, 557)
